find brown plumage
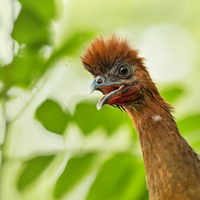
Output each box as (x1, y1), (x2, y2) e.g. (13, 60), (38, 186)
(81, 35), (200, 200)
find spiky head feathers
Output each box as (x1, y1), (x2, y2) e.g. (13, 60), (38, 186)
(81, 35), (144, 77)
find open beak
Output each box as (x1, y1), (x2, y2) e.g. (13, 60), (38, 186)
(88, 77), (124, 110)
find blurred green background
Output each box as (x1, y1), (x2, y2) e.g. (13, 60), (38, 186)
(0, 0), (200, 199)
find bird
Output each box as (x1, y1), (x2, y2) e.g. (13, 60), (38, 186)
(81, 34), (200, 200)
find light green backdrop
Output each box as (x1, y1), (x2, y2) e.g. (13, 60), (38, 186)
(1, 0), (200, 199)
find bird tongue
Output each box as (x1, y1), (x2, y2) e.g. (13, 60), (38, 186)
(97, 85), (124, 110)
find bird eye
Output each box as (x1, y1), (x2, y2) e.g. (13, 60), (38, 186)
(119, 66), (128, 75)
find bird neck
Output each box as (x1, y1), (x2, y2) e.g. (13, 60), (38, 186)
(125, 96), (200, 199)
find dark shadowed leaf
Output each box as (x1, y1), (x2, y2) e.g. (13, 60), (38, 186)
(160, 86), (184, 104)
(73, 101), (126, 135)
(35, 99), (70, 134)
(86, 154), (147, 200)
(1, 49), (47, 89)
(12, 9), (48, 47)
(18, 155), (55, 191)
(54, 154), (95, 199)
(12, 0), (55, 46)
(177, 114), (200, 134)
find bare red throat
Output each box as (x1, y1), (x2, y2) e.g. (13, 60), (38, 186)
(108, 88), (139, 105)
(100, 84), (139, 106)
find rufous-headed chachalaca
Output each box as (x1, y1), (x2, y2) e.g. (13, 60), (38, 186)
(81, 35), (200, 200)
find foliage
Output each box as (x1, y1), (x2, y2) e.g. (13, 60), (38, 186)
(18, 155), (56, 191)
(54, 154), (95, 199)
(1, 0), (200, 200)
(35, 99), (70, 135)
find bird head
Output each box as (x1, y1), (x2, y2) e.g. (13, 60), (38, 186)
(81, 35), (157, 110)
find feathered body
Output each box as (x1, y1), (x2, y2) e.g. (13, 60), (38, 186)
(81, 35), (200, 200)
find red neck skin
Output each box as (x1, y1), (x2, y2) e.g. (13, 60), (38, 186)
(125, 95), (200, 200)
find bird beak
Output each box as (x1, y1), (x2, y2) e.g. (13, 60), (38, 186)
(88, 78), (124, 110)
(88, 78), (122, 95)
(88, 79), (100, 96)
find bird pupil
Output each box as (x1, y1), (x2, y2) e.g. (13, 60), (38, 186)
(120, 66), (128, 75)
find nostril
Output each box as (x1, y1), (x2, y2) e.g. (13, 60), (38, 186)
(96, 77), (104, 84)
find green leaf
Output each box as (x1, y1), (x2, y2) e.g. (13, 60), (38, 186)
(35, 99), (70, 135)
(86, 154), (146, 200)
(102, 106), (131, 134)
(119, 163), (148, 200)
(73, 102), (125, 135)
(1, 49), (47, 88)
(73, 102), (100, 135)
(12, 0), (56, 47)
(18, 155), (55, 191)
(177, 114), (200, 134)
(18, 0), (56, 22)
(54, 154), (94, 199)
(160, 86), (184, 104)
(12, 9), (48, 47)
